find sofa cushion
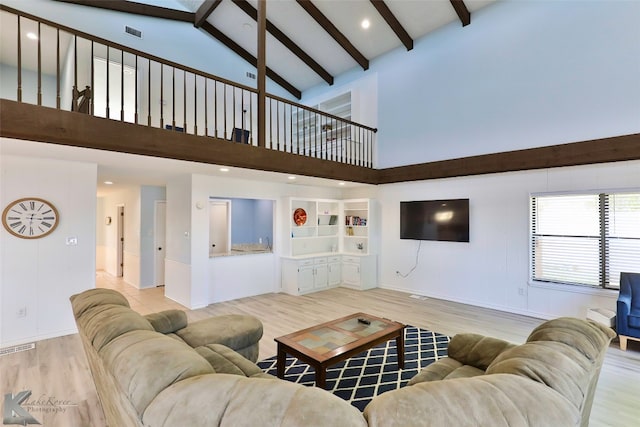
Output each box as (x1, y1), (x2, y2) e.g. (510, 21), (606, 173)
(70, 288), (130, 318)
(628, 311), (640, 328)
(195, 343), (272, 378)
(143, 374), (367, 427)
(100, 330), (214, 415)
(486, 341), (592, 411)
(408, 358), (485, 385)
(144, 309), (188, 334)
(447, 333), (516, 370)
(79, 304), (154, 351)
(175, 314), (263, 350)
(364, 374), (579, 427)
(526, 317), (615, 362)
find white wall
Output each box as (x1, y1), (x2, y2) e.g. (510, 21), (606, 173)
(165, 173), (344, 307)
(303, 0), (640, 168)
(378, 160), (640, 320)
(0, 154), (97, 347)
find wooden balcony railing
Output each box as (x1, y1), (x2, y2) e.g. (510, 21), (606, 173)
(0, 5), (376, 168)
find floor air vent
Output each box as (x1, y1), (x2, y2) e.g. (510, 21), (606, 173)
(125, 26), (143, 39)
(0, 343), (35, 357)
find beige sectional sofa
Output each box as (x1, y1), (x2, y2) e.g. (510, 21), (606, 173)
(71, 288), (614, 427)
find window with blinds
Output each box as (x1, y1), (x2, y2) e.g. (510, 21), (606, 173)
(531, 192), (640, 289)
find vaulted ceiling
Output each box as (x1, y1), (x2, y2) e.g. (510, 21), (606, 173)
(55, 0), (497, 98)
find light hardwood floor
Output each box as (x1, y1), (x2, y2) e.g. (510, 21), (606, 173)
(2, 271), (639, 427)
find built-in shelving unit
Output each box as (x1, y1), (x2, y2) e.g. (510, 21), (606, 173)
(286, 198), (339, 257)
(343, 199), (370, 255)
(282, 197), (376, 295)
(291, 92), (352, 158)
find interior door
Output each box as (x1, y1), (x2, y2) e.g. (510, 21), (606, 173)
(209, 201), (230, 255)
(154, 201), (166, 286)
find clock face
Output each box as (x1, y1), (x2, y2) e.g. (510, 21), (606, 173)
(2, 198), (59, 239)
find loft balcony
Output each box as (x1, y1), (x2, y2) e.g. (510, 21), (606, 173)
(0, 5), (378, 184)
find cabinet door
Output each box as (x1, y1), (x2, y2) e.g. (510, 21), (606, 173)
(342, 262), (360, 286)
(314, 264), (328, 289)
(328, 263), (341, 286)
(298, 266), (315, 292)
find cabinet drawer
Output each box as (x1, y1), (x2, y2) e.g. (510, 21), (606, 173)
(314, 257), (328, 265)
(328, 256), (341, 263)
(342, 256), (361, 264)
(298, 259), (315, 267)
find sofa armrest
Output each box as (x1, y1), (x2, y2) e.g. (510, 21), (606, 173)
(447, 333), (516, 371)
(145, 310), (188, 334)
(364, 374), (579, 427)
(143, 374), (367, 427)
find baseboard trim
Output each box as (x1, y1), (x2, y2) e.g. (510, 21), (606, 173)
(377, 283), (550, 321)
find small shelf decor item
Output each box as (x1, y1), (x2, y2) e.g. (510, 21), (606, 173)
(293, 208), (307, 226)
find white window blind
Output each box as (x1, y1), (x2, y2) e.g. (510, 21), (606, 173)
(531, 192), (640, 289)
(605, 193), (640, 288)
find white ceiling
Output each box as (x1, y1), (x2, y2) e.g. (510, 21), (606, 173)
(0, 138), (371, 196)
(173, 0), (497, 93)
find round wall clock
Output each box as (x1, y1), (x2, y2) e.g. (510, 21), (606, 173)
(2, 197), (59, 239)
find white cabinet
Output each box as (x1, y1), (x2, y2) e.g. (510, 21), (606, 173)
(282, 258), (315, 295)
(314, 258), (328, 289)
(282, 256), (332, 295)
(328, 256), (341, 287)
(341, 255), (376, 290)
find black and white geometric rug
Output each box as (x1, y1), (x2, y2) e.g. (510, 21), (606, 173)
(257, 326), (450, 411)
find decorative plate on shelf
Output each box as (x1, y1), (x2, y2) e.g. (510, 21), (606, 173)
(293, 208), (307, 226)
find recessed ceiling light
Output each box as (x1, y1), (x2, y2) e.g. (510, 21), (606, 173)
(288, 176), (296, 180)
(220, 167), (229, 172)
(104, 181), (113, 185)
(361, 19), (370, 29)
(339, 182), (346, 186)
(242, 22), (253, 31)
(26, 32), (38, 40)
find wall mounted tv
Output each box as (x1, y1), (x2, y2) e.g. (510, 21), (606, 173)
(400, 199), (470, 242)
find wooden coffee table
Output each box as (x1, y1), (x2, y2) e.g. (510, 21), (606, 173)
(274, 313), (405, 388)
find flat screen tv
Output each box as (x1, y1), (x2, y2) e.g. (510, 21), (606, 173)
(400, 199), (469, 242)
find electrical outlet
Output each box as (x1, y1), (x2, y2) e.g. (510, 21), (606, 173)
(17, 307), (27, 318)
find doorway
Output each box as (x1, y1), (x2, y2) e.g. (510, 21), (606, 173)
(116, 205), (124, 277)
(154, 201), (166, 286)
(209, 200), (230, 256)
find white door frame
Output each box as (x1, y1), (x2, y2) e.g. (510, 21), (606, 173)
(154, 200), (167, 287)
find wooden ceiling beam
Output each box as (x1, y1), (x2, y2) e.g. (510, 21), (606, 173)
(232, 0), (334, 86)
(200, 22), (302, 99)
(450, 0), (471, 27)
(53, 0), (194, 22)
(194, 0), (223, 28)
(370, 0), (413, 51)
(296, 0), (369, 70)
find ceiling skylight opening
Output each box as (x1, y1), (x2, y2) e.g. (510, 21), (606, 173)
(361, 19), (370, 30)
(26, 32), (38, 41)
